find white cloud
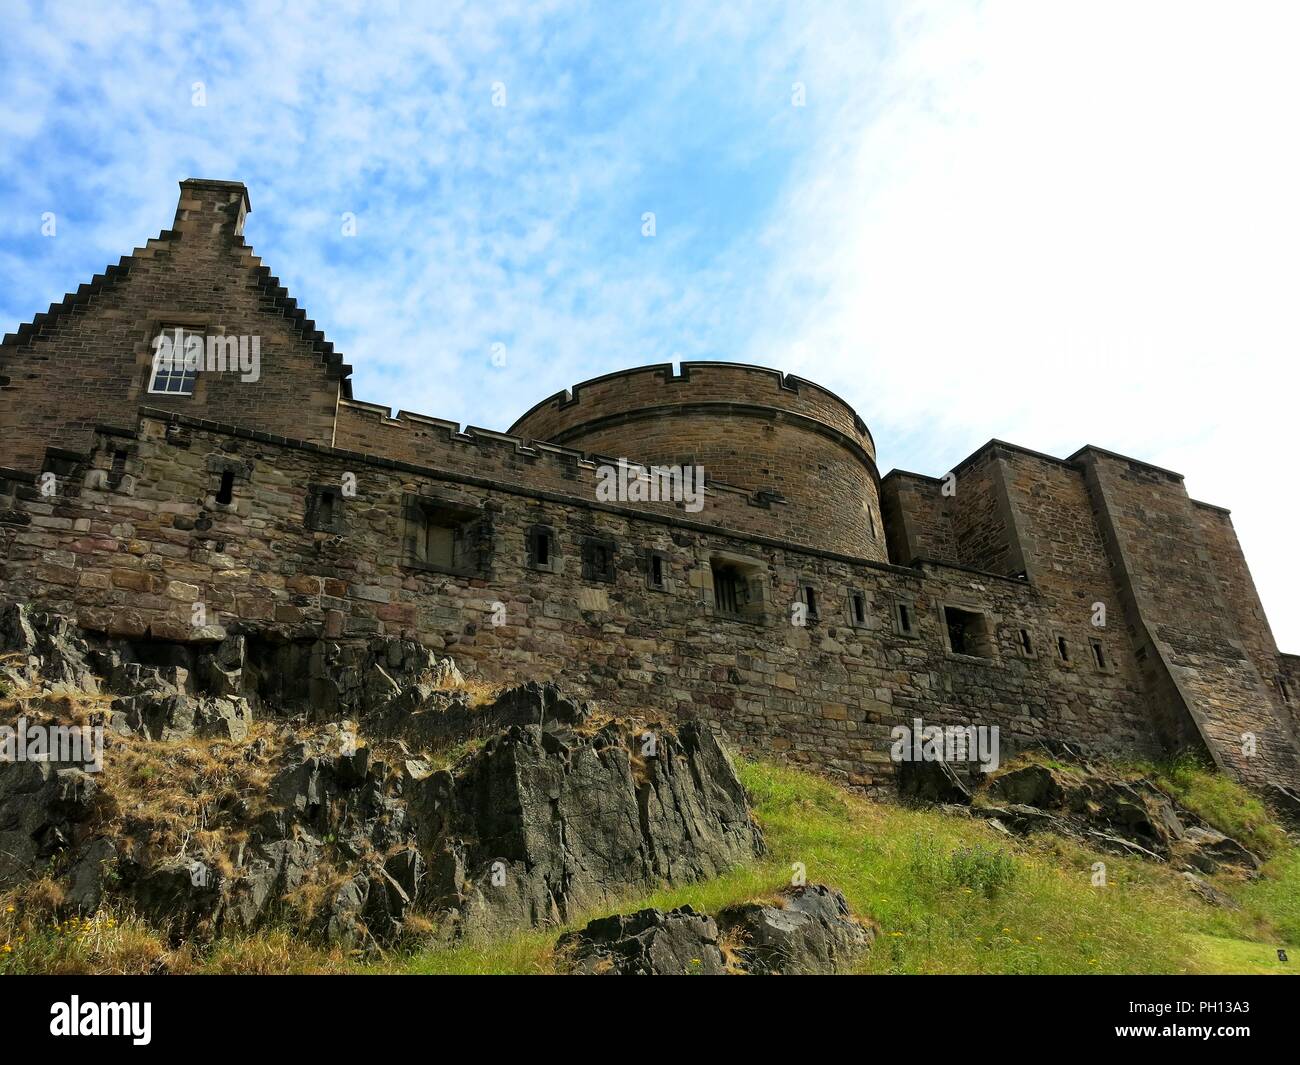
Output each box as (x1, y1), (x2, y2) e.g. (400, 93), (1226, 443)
(743, 0), (1300, 647)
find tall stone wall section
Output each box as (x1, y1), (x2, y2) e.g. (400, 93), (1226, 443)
(0, 414), (1164, 790)
(1075, 448), (1300, 788)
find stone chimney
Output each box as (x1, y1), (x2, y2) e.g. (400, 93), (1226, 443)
(172, 178), (251, 239)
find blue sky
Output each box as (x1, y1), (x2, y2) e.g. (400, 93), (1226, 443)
(2, 0), (1297, 645)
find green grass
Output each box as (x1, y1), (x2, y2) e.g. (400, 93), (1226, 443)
(5, 756), (1295, 974)
(1137, 751), (1289, 857)
(1186, 935), (1294, 975)
(398, 758), (1300, 975)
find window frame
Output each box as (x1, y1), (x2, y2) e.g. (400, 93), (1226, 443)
(580, 535), (617, 583)
(708, 553), (767, 624)
(147, 324), (202, 396)
(526, 524), (558, 573)
(306, 483), (346, 534)
(940, 602), (997, 661)
(892, 596), (917, 638)
(403, 494), (490, 577)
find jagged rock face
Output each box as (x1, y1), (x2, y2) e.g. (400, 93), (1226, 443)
(0, 760), (98, 887)
(718, 885), (873, 975)
(976, 761), (1263, 879)
(0, 602), (764, 949)
(242, 636), (462, 723)
(896, 757), (973, 805)
(558, 885), (873, 975)
(558, 906), (727, 975)
(0, 602), (100, 694)
(410, 715), (764, 936)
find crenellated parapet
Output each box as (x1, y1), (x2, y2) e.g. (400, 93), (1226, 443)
(507, 362), (885, 559)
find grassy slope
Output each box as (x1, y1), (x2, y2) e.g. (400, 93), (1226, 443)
(402, 759), (1300, 976)
(3, 757), (1296, 974)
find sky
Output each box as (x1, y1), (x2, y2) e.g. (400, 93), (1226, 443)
(1, 0), (1296, 646)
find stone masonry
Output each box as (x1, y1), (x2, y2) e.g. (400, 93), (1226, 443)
(2, 179), (1297, 794)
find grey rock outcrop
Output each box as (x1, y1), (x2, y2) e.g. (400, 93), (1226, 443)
(558, 884), (873, 975)
(411, 717), (763, 936)
(975, 760), (1262, 877)
(558, 906), (727, 975)
(0, 759), (98, 887)
(718, 884), (873, 975)
(1, 604), (763, 948)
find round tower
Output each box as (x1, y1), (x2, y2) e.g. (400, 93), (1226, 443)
(509, 362), (884, 560)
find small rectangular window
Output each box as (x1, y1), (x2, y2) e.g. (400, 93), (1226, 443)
(1279, 676), (1292, 704)
(1056, 635), (1070, 663)
(850, 592), (867, 626)
(108, 450), (128, 489)
(425, 523), (457, 566)
(216, 470), (235, 506)
(581, 537), (616, 582)
(1090, 639), (1107, 670)
(710, 557), (764, 622)
(307, 484), (344, 533)
(647, 551), (668, 590)
(802, 584), (819, 619)
(1018, 628), (1035, 657)
(148, 326), (200, 396)
(943, 605), (994, 659)
(405, 495), (487, 576)
(894, 600), (915, 637)
(527, 526), (556, 571)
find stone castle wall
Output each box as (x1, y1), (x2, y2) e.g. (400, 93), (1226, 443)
(0, 413), (1161, 789)
(2, 177), (1297, 794)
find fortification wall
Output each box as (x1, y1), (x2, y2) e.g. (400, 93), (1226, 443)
(0, 414), (1163, 789)
(1281, 655), (1300, 736)
(332, 399), (806, 543)
(1191, 501), (1290, 709)
(507, 363), (883, 559)
(998, 449), (1133, 668)
(879, 471), (956, 566)
(1075, 448), (1300, 788)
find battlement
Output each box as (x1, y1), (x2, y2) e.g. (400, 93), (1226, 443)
(505, 361), (883, 559)
(510, 360), (875, 457)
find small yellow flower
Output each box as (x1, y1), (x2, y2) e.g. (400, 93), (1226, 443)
(1002, 927), (1012, 934)
(1, 944), (11, 953)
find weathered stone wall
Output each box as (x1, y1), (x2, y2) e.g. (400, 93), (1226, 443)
(0, 414), (1163, 790)
(0, 180), (346, 472)
(1191, 501), (1291, 715)
(998, 449), (1130, 672)
(505, 363), (882, 559)
(1281, 655), (1300, 736)
(946, 449), (1023, 577)
(1075, 448), (1300, 788)
(3, 176), (1297, 796)
(879, 471), (957, 566)
(332, 399), (815, 548)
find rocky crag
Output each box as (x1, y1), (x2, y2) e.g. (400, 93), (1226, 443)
(0, 602), (762, 950)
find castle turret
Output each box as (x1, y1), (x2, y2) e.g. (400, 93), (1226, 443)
(509, 362), (884, 559)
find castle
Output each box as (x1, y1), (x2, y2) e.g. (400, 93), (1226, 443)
(2, 178), (1298, 794)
